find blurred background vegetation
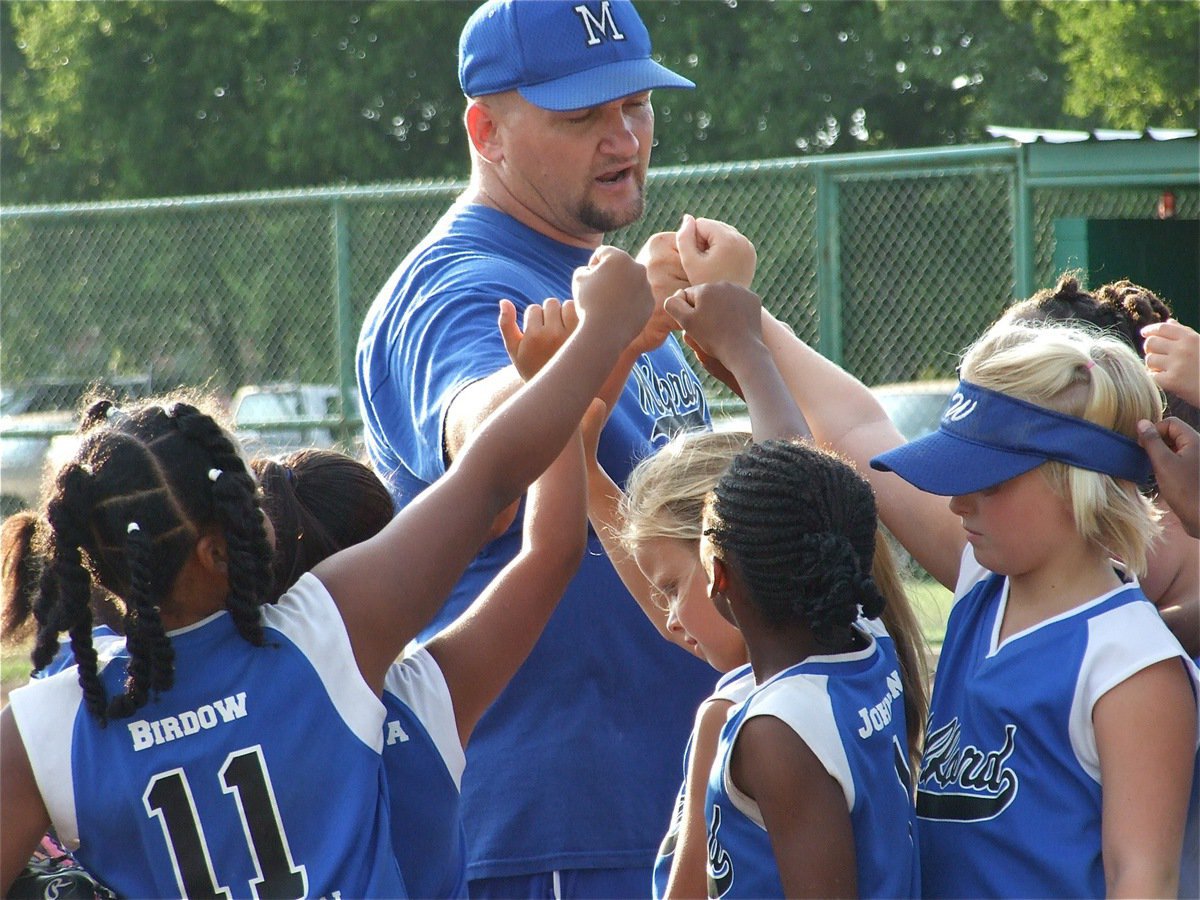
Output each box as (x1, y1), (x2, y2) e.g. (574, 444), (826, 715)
(4, 0), (1197, 204)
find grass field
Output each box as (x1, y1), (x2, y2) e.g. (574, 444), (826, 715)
(1, 641), (34, 705)
(906, 578), (954, 651)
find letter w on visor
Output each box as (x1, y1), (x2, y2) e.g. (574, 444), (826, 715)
(869, 380), (1152, 496)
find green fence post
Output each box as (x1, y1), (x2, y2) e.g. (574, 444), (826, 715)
(815, 167), (842, 365)
(1011, 144), (1035, 301)
(332, 199), (356, 444)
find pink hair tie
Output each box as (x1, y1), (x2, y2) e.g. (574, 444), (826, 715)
(1084, 359), (1096, 370)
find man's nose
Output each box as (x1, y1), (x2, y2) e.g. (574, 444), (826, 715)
(598, 107), (641, 158)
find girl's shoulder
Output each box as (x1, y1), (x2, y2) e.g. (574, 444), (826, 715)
(1078, 590), (1196, 689)
(1069, 592), (1199, 777)
(383, 644), (465, 787)
(712, 663), (755, 703)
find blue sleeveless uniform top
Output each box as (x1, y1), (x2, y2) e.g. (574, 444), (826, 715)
(9, 573), (407, 898)
(381, 647), (468, 898)
(653, 664), (754, 898)
(705, 620), (919, 898)
(918, 548), (1200, 898)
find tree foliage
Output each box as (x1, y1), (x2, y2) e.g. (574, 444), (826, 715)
(1047, 0), (1200, 129)
(2, 0), (1197, 204)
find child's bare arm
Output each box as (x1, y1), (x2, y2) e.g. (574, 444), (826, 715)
(316, 247), (652, 693)
(426, 428), (589, 746)
(578, 401), (687, 649)
(1095, 657), (1196, 897)
(501, 291), (691, 649)
(1, 707), (52, 894)
(759, 310), (965, 588)
(666, 282), (809, 443)
(732, 716), (857, 898)
(663, 698), (735, 899)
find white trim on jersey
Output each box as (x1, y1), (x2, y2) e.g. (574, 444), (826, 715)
(953, 544), (990, 602)
(9, 665), (87, 847)
(262, 572), (387, 753)
(1070, 601), (1200, 781)
(722, 674), (858, 826)
(385, 645), (466, 788)
(721, 624), (888, 825)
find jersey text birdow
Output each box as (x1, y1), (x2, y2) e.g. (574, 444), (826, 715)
(127, 692), (248, 751)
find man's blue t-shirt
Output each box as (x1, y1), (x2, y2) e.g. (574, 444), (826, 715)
(357, 202), (716, 879)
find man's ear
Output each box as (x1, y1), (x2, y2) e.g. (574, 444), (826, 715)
(465, 99), (505, 163)
(195, 531), (228, 575)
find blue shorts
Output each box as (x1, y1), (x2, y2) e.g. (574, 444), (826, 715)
(469, 866), (650, 899)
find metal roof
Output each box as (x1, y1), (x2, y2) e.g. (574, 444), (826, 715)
(986, 125), (1198, 144)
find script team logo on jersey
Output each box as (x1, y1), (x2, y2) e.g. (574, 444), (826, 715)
(631, 358), (707, 447)
(916, 717), (1019, 822)
(706, 804), (734, 898)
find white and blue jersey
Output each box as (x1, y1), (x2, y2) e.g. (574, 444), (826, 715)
(357, 201), (715, 879)
(8, 573), (407, 899)
(704, 620), (919, 899)
(382, 646), (468, 898)
(37, 624), (122, 678)
(653, 664), (754, 899)
(918, 548), (1200, 898)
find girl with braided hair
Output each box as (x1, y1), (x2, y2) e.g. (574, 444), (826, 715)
(583, 423), (930, 899)
(652, 281), (920, 898)
(0, 245), (654, 898)
(245, 295), (600, 899)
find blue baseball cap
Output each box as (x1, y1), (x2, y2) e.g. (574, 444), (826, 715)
(459, 0), (695, 111)
(869, 380), (1152, 496)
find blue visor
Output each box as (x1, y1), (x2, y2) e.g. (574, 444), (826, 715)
(869, 380), (1152, 495)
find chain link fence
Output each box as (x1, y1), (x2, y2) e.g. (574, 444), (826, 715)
(3, 142), (1197, 492)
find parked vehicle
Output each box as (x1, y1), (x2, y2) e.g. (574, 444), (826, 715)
(231, 383), (358, 457)
(2, 376), (154, 517)
(871, 379), (958, 441)
(713, 379), (956, 442)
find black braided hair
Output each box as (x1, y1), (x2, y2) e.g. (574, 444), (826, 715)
(1007, 272), (1199, 429)
(1093, 279), (1174, 357)
(167, 402), (273, 646)
(705, 440), (884, 649)
(29, 396), (274, 722)
(252, 449), (394, 599)
(106, 522), (174, 720)
(32, 463), (109, 719)
(1009, 272), (1132, 346)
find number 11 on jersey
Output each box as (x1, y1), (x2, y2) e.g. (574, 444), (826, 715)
(144, 744), (308, 899)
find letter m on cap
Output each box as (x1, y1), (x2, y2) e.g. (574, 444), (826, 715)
(574, 1), (626, 46)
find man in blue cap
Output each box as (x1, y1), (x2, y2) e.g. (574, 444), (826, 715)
(357, 1), (714, 896)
